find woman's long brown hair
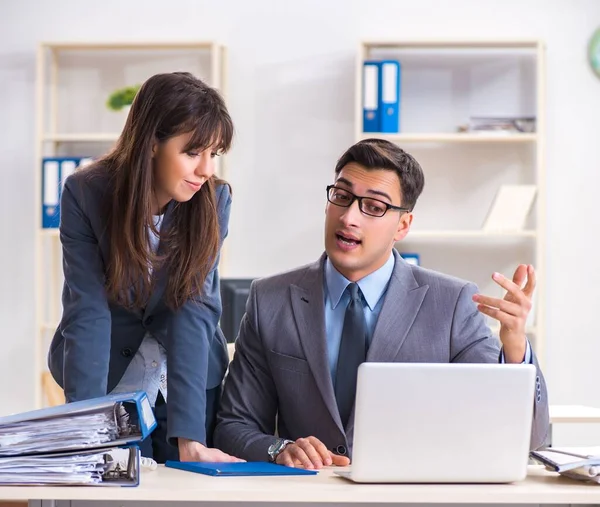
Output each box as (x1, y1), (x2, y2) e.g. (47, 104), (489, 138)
(95, 72), (233, 310)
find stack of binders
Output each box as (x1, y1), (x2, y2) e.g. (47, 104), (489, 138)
(0, 391), (156, 486)
(362, 60), (401, 134)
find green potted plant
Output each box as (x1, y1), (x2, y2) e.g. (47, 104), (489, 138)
(106, 84), (141, 112)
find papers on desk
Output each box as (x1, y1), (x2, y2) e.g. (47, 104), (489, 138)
(0, 391), (155, 486)
(0, 408), (120, 456)
(0, 447), (140, 486)
(531, 447), (600, 484)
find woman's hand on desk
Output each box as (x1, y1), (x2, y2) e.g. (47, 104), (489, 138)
(276, 436), (350, 469)
(178, 438), (245, 462)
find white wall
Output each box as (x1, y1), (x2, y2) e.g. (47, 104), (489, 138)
(1, 0), (599, 445)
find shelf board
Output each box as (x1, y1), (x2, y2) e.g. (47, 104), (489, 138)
(41, 322), (58, 332)
(42, 133), (120, 142)
(359, 133), (537, 144)
(402, 230), (537, 240)
(40, 229), (60, 237)
(362, 39), (541, 50)
(43, 41), (216, 51)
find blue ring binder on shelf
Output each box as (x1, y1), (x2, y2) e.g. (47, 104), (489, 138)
(362, 60), (401, 134)
(42, 156), (94, 229)
(0, 391), (155, 486)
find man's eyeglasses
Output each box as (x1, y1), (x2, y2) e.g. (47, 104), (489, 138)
(326, 185), (411, 218)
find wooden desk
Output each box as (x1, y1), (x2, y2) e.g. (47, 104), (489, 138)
(0, 466), (597, 506)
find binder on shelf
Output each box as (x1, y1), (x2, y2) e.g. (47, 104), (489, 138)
(363, 61), (381, 132)
(41, 157), (93, 229)
(379, 60), (401, 133)
(400, 252), (420, 266)
(0, 390), (156, 457)
(42, 159), (60, 228)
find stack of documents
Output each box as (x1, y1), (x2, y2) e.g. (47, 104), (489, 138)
(0, 447), (138, 485)
(0, 391), (156, 486)
(531, 447), (600, 484)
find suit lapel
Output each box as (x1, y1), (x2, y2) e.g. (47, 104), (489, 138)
(143, 202), (175, 320)
(290, 255), (344, 434)
(346, 251), (429, 435)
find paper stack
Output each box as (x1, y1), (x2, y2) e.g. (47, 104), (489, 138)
(531, 447), (600, 484)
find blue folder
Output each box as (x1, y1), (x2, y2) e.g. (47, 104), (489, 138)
(165, 461), (318, 476)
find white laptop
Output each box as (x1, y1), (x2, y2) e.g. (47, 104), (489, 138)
(336, 362), (536, 483)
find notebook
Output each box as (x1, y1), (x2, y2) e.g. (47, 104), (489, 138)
(165, 461), (318, 477)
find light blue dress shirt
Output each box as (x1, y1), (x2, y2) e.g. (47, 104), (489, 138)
(323, 253), (532, 384)
(324, 253), (395, 383)
(111, 214), (168, 407)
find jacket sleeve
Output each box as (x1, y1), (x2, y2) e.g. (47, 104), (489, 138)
(450, 282), (550, 450)
(213, 280), (281, 461)
(166, 183), (232, 446)
(59, 177), (112, 401)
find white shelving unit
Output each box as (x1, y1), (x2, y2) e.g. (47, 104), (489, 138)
(355, 40), (546, 367)
(357, 132), (537, 144)
(34, 41), (228, 408)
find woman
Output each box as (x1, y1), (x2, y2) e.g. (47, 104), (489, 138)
(48, 71), (240, 463)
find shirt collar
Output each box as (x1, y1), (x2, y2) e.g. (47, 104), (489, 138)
(325, 252), (395, 311)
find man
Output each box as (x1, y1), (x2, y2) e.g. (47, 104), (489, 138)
(213, 138), (549, 469)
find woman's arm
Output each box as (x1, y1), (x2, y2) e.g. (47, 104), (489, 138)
(59, 176), (112, 402)
(167, 183), (232, 447)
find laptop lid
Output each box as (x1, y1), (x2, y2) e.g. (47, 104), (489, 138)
(350, 362), (536, 483)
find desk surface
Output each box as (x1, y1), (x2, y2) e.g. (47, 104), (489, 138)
(550, 405), (600, 423)
(0, 466), (599, 504)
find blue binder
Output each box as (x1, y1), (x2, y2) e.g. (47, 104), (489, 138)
(378, 60), (401, 133)
(0, 390), (157, 456)
(362, 61), (381, 132)
(41, 157), (93, 229)
(400, 252), (420, 266)
(165, 461), (318, 477)
(0, 446), (142, 486)
(42, 159), (60, 228)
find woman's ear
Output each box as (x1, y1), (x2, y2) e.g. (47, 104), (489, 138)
(151, 140), (158, 158)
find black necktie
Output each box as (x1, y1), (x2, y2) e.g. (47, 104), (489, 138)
(335, 283), (367, 428)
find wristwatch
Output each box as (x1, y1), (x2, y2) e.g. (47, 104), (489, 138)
(267, 438), (294, 462)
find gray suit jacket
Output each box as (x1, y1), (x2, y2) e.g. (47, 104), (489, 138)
(214, 250), (549, 461)
(48, 167), (230, 446)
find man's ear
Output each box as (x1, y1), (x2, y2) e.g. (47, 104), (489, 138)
(394, 212), (413, 242)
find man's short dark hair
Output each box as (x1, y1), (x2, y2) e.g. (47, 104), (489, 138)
(334, 138), (425, 211)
